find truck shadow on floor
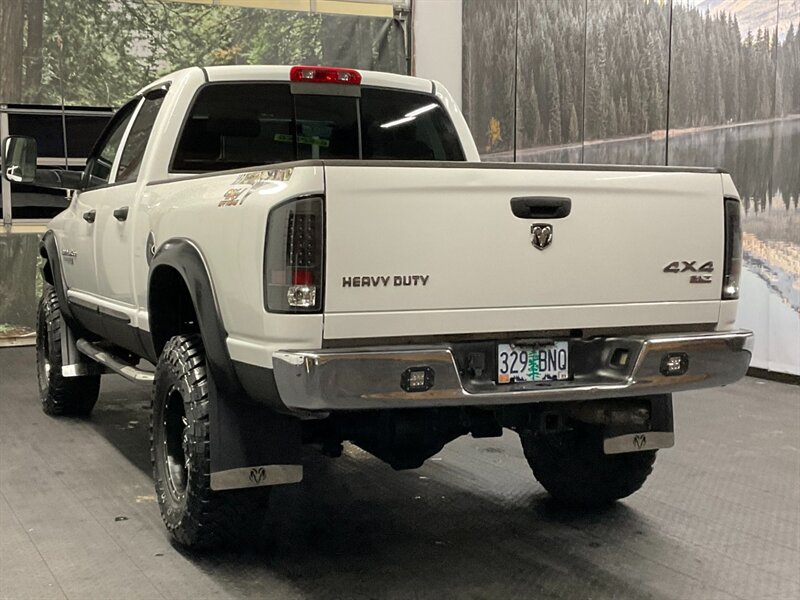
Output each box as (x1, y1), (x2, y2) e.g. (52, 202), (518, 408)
(87, 380), (154, 475)
(86, 382), (665, 600)
(202, 457), (658, 599)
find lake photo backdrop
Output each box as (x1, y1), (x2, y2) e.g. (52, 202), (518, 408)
(463, 0), (800, 375)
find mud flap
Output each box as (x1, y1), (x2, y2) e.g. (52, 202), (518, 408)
(603, 431), (675, 455)
(59, 310), (105, 378)
(603, 394), (675, 455)
(208, 373), (303, 491)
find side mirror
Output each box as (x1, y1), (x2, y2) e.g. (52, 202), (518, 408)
(2, 136), (38, 183)
(1, 135), (83, 191)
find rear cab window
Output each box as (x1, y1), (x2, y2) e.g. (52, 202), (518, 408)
(171, 83), (465, 173)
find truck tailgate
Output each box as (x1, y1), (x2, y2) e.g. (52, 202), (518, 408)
(322, 164), (724, 339)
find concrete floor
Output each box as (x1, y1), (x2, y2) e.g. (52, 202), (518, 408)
(1, 346), (798, 600)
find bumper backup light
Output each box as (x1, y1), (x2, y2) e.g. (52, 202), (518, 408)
(401, 367), (435, 393)
(660, 353), (689, 376)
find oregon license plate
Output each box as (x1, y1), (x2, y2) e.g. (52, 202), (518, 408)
(497, 342), (569, 383)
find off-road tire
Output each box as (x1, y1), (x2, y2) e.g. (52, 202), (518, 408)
(520, 424), (656, 507)
(36, 288), (101, 416)
(151, 334), (269, 549)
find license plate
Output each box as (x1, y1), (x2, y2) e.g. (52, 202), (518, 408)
(497, 342), (569, 383)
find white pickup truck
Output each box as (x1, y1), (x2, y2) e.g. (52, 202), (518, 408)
(2, 65), (752, 548)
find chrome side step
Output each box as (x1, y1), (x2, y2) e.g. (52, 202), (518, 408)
(75, 339), (155, 384)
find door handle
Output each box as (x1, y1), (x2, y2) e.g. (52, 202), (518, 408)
(510, 196), (571, 219)
(113, 206), (129, 221)
(82, 210), (96, 223)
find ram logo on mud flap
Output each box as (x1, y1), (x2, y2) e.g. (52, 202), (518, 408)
(249, 467), (268, 484)
(633, 434), (647, 449)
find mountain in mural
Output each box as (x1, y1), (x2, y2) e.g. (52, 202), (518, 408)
(693, 0), (800, 39)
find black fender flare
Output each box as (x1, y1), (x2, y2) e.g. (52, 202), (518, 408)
(39, 231), (79, 326)
(148, 238), (241, 395)
(149, 238), (301, 480)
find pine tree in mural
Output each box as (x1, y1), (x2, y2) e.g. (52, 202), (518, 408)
(463, 0), (800, 150)
(544, 51), (562, 144)
(568, 104), (579, 143)
(0, 0), (405, 106)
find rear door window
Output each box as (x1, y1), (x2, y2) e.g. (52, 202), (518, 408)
(116, 91), (165, 183)
(84, 100), (138, 188)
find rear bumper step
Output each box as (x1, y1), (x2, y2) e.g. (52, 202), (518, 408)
(272, 330), (753, 412)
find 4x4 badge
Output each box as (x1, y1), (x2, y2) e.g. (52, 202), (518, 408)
(663, 260), (714, 273)
(530, 224), (553, 250)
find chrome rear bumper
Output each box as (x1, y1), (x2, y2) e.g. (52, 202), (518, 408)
(271, 330), (753, 412)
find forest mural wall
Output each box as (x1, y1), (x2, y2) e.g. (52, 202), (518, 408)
(463, 0), (800, 375)
(0, 0), (406, 340)
(0, 0), (406, 107)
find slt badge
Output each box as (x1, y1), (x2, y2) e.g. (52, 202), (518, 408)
(530, 224), (553, 250)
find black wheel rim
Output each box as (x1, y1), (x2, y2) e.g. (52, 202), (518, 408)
(35, 312), (50, 398)
(163, 386), (189, 499)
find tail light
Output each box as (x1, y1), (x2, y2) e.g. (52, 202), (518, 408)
(289, 66), (361, 85)
(264, 197), (324, 313)
(722, 196), (742, 300)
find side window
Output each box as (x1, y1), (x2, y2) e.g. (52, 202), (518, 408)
(116, 92), (165, 183)
(84, 99), (138, 189)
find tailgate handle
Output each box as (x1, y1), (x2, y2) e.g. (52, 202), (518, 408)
(510, 196), (571, 219)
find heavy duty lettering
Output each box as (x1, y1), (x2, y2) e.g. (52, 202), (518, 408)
(342, 275), (430, 287)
